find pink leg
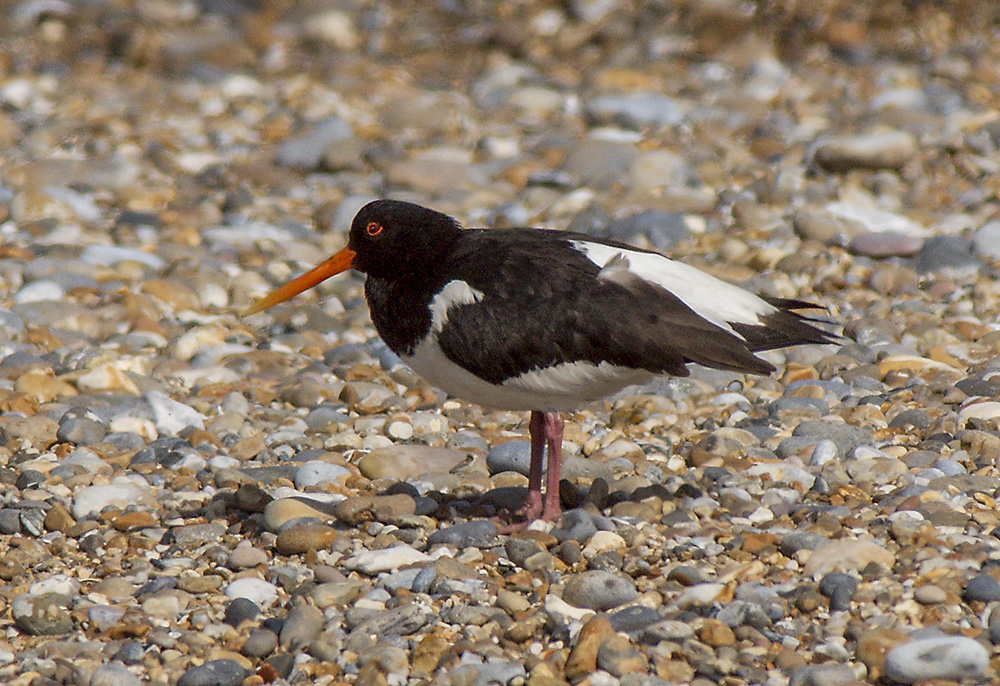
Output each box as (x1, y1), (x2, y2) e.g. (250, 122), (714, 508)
(540, 412), (564, 522)
(495, 411), (562, 531)
(521, 410), (546, 521)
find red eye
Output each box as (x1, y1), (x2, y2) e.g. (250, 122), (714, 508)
(366, 222), (383, 236)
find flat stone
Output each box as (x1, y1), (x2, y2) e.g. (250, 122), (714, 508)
(334, 494), (416, 525)
(343, 544), (431, 575)
(12, 593), (74, 635)
(176, 659), (249, 686)
(274, 523), (339, 555)
(357, 445), (471, 480)
(562, 570), (638, 611)
(884, 636), (990, 684)
(814, 131), (918, 171)
(803, 539), (895, 577)
(262, 497), (339, 532)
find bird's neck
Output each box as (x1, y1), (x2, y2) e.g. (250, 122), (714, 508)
(363, 275), (442, 356)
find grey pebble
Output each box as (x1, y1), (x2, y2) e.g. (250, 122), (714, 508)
(561, 570), (638, 611)
(608, 605), (664, 634)
(110, 641), (146, 665)
(176, 659), (249, 686)
(586, 92), (683, 129)
(789, 662), (859, 686)
(884, 635), (989, 683)
(350, 604), (428, 637)
(241, 627), (278, 658)
(427, 519), (497, 548)
(410, 566), (437, 594)
(0, 509), (21, 535)
(911, 236), (981, 274)
(602, 209), (690, 251)
(964, 573), (1000, 602)
(847, 232), (924, 258)
(779, 531), (831, 556)
(505, 537), (545, 568)
(166, 522), (226, 548)
(90, 663), (143, 686)
(279, 599), (324, 650)
(561, 139), (638, 190)
(791, 420), (876, 457)
(817, 572), (857, 611)
(12, 593), (74, 635)
(486, 440), (545, 475)
(275, 117), (353, 169)
(223, 597), (260, 627)
(551, 509), (599, 543)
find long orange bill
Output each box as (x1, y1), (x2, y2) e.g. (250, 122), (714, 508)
(242, 246), (357, 316)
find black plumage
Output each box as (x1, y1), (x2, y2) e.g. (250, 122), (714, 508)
(245, 199), (839, 525)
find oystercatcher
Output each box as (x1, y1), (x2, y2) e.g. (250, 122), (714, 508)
(245, 200), (837, 524)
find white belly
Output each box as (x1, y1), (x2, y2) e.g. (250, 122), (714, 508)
(402, 335), (652, 412)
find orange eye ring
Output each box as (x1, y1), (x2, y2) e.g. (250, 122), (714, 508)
(366, 222), (383, 236)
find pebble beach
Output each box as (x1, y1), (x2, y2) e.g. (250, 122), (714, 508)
(1, 2), (1000, 686)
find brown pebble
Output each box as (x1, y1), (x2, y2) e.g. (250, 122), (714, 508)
(44, 502), (76, 533)
(698, 618), (736, 647)
(274, 524), (339, 555)
(565, 616), (616, 681)
(112, 511), (158, 532)
(333, 494), (416, 525)
(855, 628), (910, 680)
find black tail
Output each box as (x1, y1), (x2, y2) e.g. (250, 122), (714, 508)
(731, 297), (841, 353)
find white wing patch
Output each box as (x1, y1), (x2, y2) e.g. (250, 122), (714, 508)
(428, 280), (484, 333)
(573, 240), (775, 336)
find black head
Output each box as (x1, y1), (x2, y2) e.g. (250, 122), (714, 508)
(348, 200), (464, 279)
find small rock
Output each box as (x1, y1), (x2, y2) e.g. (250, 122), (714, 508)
(596, 634), (648, 676)
(803, 539), (895, 577)
(12, 593), (74, 635)
(817, 572), (858, 611)
(275, 523), (340, 555)
(964, 573), (1000, 602)
(972, 220), (1000, 259)
(224, 578), (278, 608)
(884, 636), (990, 684)
(562, 570), (638, 611)
(223, 597), (260, 627)
(358, 445), (470, 480)
(227, 541), (268, 570)
(176, 659), (249, 686)
(334, 494), (416, 525)
(913, 585), (947, 605)
(241, 627), (278, 658)
(295, 460), (351, 488)
(344, 544), (431, 575)
(280, 598), (325, 650)
(814, 131), (918, 171)
(427, 520), (497, 548)
(565, 616), (616, 680)
(90, 663), (143, 686)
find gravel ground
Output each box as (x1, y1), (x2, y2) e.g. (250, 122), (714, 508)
(1, 2), (1000, 686)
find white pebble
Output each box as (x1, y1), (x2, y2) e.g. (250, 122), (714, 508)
(14, 280), (64, 304)
(224, 578), (278, 608)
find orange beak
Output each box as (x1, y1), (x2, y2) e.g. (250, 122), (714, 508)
(242, 246), (357, 316)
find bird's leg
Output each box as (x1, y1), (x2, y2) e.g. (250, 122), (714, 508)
(521, 410), (546, 521)
(540, 411), (564, 522)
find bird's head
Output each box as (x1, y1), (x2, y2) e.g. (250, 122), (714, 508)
(242, 199), (463, 315)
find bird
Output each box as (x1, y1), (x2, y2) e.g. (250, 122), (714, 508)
(244, 199), (837, 525)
